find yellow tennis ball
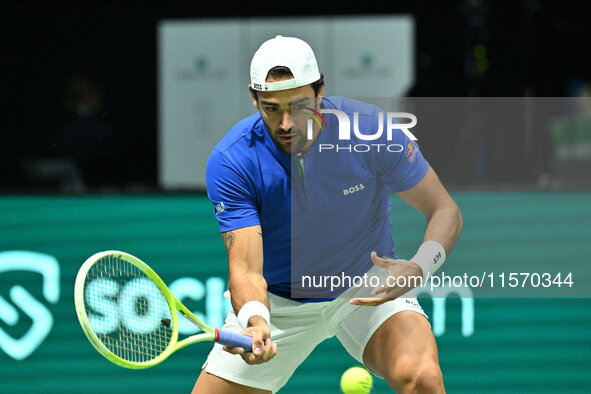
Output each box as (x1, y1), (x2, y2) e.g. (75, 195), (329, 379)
(340, 366), (373, 394)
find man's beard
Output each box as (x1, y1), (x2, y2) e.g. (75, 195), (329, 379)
(270, 127), (307, 154)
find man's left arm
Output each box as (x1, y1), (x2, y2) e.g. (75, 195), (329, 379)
(350, 166), (463, 306)
(397, 166), (463, 256)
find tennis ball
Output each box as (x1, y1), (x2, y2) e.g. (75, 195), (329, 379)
(340, 366), (373, 394)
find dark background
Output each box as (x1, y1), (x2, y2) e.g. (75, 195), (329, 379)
(2, 0), (590, 191)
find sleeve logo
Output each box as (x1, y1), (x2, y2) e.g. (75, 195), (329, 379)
(214, 202), (227, 215)
(406, 141), (419, 163)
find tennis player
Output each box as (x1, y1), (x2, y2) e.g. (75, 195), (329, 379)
(194, 36), (463, 393)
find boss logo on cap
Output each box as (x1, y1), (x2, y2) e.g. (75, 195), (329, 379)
(253, 83), (262, 90)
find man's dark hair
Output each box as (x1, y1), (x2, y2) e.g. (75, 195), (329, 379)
(250, 66), (324, 100)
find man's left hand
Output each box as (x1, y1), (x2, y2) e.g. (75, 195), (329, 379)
(349, 251), (423, 307)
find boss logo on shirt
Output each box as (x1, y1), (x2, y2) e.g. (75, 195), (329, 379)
(343, 183), (365, 196)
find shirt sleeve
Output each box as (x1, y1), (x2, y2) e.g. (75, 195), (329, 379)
(206, 149), (260, 232)
(375, 111), (430, 192)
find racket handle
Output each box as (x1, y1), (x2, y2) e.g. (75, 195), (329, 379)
(215, 329), (254, 352)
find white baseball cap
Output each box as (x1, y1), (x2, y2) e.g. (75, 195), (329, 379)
(250, 35), (321, 91)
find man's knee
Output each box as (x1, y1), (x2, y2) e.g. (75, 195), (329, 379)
(413, 367), (444, 393)
(391, 359), (444, 394)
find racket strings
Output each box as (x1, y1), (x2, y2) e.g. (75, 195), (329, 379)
(84, 255), (173, 363)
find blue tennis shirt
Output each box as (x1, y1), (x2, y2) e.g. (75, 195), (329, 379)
(206, 97), (429, 302)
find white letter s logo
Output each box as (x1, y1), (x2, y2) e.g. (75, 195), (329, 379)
(0, 251), (60, 360)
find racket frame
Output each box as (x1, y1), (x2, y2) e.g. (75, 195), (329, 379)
(74, 250), (216, 369)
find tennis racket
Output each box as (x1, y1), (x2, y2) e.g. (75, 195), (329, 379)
(74, 250), (253, 369)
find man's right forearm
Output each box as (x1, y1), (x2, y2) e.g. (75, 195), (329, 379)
(229, 269), (270, 315)
(229, 263), (271, 330)
(221, 226), (268, 328)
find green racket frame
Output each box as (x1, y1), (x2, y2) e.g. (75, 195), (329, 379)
(74, 251), (217, 369)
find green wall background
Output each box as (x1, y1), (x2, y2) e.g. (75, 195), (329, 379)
(0, 192), (590, 393)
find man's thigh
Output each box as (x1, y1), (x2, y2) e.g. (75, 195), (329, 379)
(363, 310), (443, 392)
(336, 296), (428, 368)
(362, 310), (439, 373)
(192, 368), (271, 394)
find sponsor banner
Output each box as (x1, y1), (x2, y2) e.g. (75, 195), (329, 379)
(1, 195), (590, 392)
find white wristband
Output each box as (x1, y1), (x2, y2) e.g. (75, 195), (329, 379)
(412, 240), (446, 281)
(237, 301), (270, 330)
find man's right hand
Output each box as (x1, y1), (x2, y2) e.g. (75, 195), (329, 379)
(222, 316), (277, 364)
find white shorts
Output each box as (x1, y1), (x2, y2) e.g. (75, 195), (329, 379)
(203, 266), (428, 393)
